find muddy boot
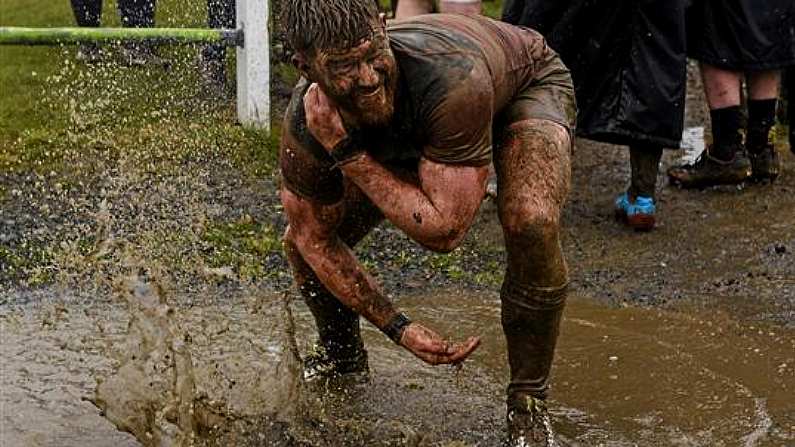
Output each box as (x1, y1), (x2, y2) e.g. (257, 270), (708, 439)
(300, 278), (369, 381)
(746, 107), (781, 183)
(501, 281), (566, 447)
(667, 144), (751, 188)
(748, 143), (781, 183)
(506, 395), (558, 447)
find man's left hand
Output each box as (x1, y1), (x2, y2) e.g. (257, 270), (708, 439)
(400, 322), (481, 366)
(304, 83), (347, 151)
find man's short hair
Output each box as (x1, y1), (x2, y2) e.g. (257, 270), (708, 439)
(283, 0), (381, 55)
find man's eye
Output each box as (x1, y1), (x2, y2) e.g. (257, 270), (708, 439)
(332, 62), (356, 73)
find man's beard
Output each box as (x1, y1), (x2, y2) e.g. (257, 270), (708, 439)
(331, 75), (397, 129)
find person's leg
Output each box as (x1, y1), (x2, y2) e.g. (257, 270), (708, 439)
(70, 0), (102, 27)
(395, 0), (434, 18)
(70, 0), (104, 62)
(438, 0), (481, 15)
(494, 118), (571, 446)
(118, 0), (155, 28)
(201, 0), (236, 88)
(746, 70), (781, 181)
(615, 145), (661, 231)
(668, 63), (751, 188)
(284, 182), (384, 380)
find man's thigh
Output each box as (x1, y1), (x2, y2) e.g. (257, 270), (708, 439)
(494, 118), (571, 222)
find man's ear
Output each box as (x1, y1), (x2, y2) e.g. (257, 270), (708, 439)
(291, 53), (312, 81)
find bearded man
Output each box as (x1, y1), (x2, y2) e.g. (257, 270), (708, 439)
(279, 1), (575, 445)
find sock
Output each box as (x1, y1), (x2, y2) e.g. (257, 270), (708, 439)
(629, 145), (662, 199)
(710, 106), (742, 160)
(746, 99), (777, 152)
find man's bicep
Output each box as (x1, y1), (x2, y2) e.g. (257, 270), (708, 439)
(418, 157), (489, 219)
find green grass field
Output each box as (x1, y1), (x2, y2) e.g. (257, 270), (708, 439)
(0, 0), (282, 284)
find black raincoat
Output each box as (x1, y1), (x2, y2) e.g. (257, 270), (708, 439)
(502, 0), (689, 148)
(502, 0), (795, 149)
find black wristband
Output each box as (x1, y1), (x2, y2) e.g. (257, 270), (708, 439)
(382, 312), (412, 344)
(329, 131), (365, 166)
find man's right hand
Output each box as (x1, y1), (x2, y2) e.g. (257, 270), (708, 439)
(399, 322), (481, 365)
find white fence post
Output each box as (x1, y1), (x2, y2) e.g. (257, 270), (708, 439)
(236, 0), (270, 129)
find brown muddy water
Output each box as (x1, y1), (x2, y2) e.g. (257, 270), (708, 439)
(2, 284), (792, 446)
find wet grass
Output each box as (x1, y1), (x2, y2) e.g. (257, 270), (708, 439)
(1, 0), (507, 290)
(0, 0), (282, 285)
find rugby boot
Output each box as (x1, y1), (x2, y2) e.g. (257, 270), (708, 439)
(501, 281), (566, 447)
(300, 276), (369, 382)
(614, 193), (656, 231)
(748, 143), (780, 183)
(506, 395), (558, 447)
(667, 146), (751, 188)
(302, 341), (369, 381)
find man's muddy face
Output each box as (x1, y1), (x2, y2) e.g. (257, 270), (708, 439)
(308, 27), (398, 128)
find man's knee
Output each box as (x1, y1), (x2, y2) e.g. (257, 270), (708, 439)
(501, 208), (560, 245)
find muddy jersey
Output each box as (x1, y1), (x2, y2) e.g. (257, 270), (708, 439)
(280, 13), (563, 204)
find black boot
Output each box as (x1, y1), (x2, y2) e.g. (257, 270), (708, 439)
(667, 143), (751, 188)
(502, 281), (566, 447)
(299, 277), (369, 381)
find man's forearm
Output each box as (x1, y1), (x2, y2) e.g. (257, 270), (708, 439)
(295, 232), (399, 330)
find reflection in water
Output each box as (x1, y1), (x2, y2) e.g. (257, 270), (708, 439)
(1, 288), (793, 446)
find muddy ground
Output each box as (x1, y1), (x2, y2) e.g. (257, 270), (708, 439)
(1, 55), (794, 447)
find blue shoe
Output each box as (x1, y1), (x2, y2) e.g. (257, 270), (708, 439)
(614, 193), (656, 231)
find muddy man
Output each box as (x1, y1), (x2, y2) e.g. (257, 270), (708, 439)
(279, 1), (575, 445)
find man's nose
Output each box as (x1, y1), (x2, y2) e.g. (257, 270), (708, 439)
(357, 62), (379, 87)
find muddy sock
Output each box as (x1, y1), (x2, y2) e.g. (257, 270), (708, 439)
(746, 99), (777, 153)
(628, 145), (662, 199)
(300, 277), (365, 359)
(501, 280), (566, 403)
(710, 106), (743, 161)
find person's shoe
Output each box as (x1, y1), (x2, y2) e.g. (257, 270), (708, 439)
(667, 147), (751, 189)
(748, 143), (781, 183)
(75, 43), (104, 64)
(302, 343), (369, 382)
(119, 43), (171, 69)
(506, 395), (559, 447)
(614, 193), (656, 231)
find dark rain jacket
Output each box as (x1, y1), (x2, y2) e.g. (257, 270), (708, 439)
(502, 0), (689, 148)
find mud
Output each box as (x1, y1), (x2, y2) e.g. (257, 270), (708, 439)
(2, 52), (794, 447)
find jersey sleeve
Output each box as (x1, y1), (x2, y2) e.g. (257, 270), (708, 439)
(422, 61), (494, 166)
(279, 80), (345, 205)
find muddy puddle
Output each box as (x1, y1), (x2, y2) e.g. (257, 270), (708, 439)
(2, 286), (792, 446)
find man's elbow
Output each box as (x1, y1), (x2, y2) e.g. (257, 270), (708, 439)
(423, 226), (466, 253)
(284, 225), (329, 258)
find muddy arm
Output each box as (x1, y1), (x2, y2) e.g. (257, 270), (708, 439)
(281, 187), (400, 331)
(339, 154), (489, 253)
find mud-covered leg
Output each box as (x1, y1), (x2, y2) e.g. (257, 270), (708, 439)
(494, 118), (571, 446)
(284, 181), (384, 379)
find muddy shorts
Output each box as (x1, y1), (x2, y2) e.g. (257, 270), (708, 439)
(496, 54), (577, 139)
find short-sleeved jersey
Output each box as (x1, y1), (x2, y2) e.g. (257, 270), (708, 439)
(280, 13), (559, 204)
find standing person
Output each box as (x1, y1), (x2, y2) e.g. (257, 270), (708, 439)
(199, 0), (235, 96)
(502, 0), (689, 231)
(69, 0), (167, 66)
(279, 1), (576, 445)
(668, 0), (795, 187)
